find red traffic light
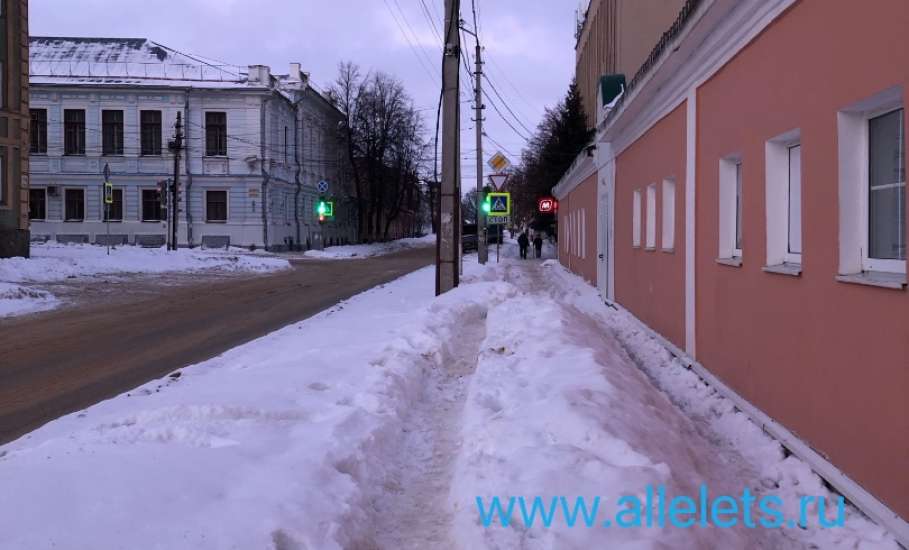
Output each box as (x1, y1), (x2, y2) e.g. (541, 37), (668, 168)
(538, 197), (558, 213)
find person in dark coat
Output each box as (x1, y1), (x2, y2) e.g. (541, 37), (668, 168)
(533, 234), (543, 258)
(517, 232), (530, 259)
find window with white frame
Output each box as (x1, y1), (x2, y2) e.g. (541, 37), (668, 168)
(765, 130), (802, 266)
(632, 189), (642, 247)
(646, 184), (657, 249)
(662, 179), (676, 251)
(837, 88), (906, 278)
(580, 208), (586, 259)
(868, 109), (905, 264)
(718, 156), (744, 260)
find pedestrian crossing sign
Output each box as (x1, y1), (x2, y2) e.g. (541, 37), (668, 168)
(487, 192), (511, 216)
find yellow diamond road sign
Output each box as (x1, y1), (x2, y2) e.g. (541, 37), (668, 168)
(488, 152), (511, 173)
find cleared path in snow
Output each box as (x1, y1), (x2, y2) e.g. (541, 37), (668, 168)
(368, 305), (487, 549)
(445, 254), (804, 549)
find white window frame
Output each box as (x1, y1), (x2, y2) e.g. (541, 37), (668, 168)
(645, 183), (657, 250)
(661, 179), (676, 252)
(580, 208), (587, 259)
(205, 189), (230, 224)
(765, 129), (802, 267)
(865, 108), (905, 272)
(837, 87), (906, 276)
(718, 155), (743, 260)
(632, 189), (642, 248)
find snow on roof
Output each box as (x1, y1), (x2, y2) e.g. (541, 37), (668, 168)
(29, 36), (252, 89)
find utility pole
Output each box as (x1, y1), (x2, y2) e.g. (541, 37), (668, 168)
(474, 39), (488, 264)
(437, 0), (461, 295)
(169, 112), (184, 251)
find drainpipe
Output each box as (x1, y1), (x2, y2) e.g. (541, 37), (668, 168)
(260, 96), (271, 250)
(184, 89), (195, 247)
(293, 98), (304, 251)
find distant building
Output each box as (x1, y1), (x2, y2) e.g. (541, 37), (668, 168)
(0, 1), (30, 258)
(575, 0), (684, 129)
(28, 37), (356, 250)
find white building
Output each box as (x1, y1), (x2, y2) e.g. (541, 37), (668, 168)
(27, 37), (355, 250)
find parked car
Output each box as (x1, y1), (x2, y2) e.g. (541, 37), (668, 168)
(462, 223), (478, 252)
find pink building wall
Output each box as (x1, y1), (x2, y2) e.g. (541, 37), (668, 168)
(614, 102), (687, 349)
(695, 0), (908, 518)
(558, 172), (598, 284)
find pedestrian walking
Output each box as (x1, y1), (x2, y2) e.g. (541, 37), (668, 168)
(533, 234), (543, 258)
(518, 232), (530, 260)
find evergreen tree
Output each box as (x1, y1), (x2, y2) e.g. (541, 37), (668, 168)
(510, 81), (592, 232)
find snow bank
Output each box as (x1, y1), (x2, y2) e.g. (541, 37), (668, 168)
(449, 281), (777, 548)
(0, 251), (898, 549)
(0, 243), (290, 284)
(303, 234), (434, 259)
(0, 282), (58, 318)
(0, 260), (510, 550)
(529, 263), (900, 549)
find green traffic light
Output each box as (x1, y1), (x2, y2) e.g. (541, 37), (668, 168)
(317, 202), (327, 215)
(482, 200), (491, 213)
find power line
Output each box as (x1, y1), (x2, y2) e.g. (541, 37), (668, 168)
(381, 0), (440, 87)
(483, 73), (534, 136)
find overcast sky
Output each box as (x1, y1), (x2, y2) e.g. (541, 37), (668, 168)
(31, 0), (577, 187)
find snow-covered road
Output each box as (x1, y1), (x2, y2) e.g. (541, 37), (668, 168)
(0, 244), (898, 549)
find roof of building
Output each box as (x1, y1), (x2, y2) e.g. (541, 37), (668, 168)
(29, 36), (254, 89)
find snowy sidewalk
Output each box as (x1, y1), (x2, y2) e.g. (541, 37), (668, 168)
(0, 249), (898, 549)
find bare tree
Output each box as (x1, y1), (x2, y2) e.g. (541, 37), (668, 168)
(330, 63), (428, 241)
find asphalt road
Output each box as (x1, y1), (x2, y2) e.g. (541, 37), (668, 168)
(0, 246), (434, 445)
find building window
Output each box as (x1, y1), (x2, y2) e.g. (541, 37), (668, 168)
(141, 110), (163, 156)
(735, 162), (743, 256)
(206, 190), (228, 222)
(103, 188), (124, 222)
(30, 109), (48, 154)
(205, 112), (228, 157)
(632, 189), (642, 247)
(787, 146), (803, 258)
(580, 208), (586, 259)
(765, 131), (802, 267)
(0, 154), (5, 206)
(29, 188), (47, 220)
(837, 89), (905, 279)
(64, 109), (86, 156)
(662, 179), (676, 251)
(719, 156), (744, 261)
(646, 184), (657, 250)
(141, 189), (162, 222)
(284, 126), (289, 164)
(102, 110), (124, 155)
(868, 108), (905, 263)
(64, 188), (85, 221)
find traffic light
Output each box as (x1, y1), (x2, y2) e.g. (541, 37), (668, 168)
(316, 197), (334, 223)
(482, 196), (491, 214)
